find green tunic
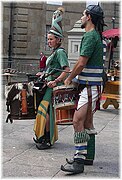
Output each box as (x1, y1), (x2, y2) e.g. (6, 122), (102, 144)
(46, 47), (69, 81)
(74, 29), (103, 85)
(34, 47), (69, 145)
(80, 29), (103, 66)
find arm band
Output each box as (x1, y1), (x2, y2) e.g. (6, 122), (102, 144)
(55, 78), (62, 83)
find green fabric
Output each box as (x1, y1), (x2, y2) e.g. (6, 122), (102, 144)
(49, 101), (55, 144)
(80, 29), (103, 66)
(44, 88), (56, 145)
(34, 47), (69, 145)
(46, 48), (69, 81)
(34, 87), (57, 145)
(74, 130), (90, 143)
(86, 134), (95, 160)
(40, 88), (55, 145)
(41, 87), (52, 102)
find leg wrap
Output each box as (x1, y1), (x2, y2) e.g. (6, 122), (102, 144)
(74, 131), (90, 161)
(74, 130), (90, 144)
(86, 134), (95, 161)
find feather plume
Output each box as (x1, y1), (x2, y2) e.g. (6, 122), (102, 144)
(57, 7), (65, 13)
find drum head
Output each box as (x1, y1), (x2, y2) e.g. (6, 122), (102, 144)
(54, 102), (75, 110)
(53, 84), (76, 91)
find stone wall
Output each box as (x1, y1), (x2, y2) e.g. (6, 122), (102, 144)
(2, 2), (120, 74)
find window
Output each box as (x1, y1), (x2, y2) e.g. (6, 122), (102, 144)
(74, 45), (79, 53)
(86, 1), (100, 7)
(45, 25), (51, 51)
(46, 1), (62, 5)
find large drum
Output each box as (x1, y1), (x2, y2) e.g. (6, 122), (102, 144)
(55, 109), (75, 125)
(5, 82), (44, 123)
(53, 84), (79, 110)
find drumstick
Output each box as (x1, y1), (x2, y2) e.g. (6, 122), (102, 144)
(49, 67), (71, 74)
(34, 92), (37, 114)
(35, 68), (71, 85)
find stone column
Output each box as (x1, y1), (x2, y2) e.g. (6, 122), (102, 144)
(67, 20), (85, 69)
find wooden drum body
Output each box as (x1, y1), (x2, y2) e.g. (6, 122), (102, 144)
(55, 109), (75, 125)
(53, 84), (79, 125)
(53, 84), (79, 110)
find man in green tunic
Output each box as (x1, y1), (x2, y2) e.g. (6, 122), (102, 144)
(61, 4), (105, 174)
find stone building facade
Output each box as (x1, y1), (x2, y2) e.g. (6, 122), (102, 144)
(2, 1), (120, 74)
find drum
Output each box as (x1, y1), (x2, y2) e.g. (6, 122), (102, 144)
(55, 109), (75, 125)
(5, 82), (44, 122)
(53, 84), (79, 110)
(21, 89), (28, 115)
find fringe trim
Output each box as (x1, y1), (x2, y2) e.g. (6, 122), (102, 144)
(74, 130), (90, 144)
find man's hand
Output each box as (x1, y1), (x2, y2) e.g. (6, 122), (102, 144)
(47, 81), (56, 88)
(64, 78), (72, 86)
(36, 72), (43, 76)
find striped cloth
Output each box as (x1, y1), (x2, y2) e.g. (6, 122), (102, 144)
(74, 65), (103, 86)
(33, 87), (58, 145)
(74, 131), (90, 161)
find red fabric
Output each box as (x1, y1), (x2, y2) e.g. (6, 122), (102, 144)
(102, 28), (120, 38)
(39, 53), (47, 69)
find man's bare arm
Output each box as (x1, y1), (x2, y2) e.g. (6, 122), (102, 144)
(67, 56), (89, 81)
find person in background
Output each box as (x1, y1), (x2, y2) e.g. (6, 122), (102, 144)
(33, 7), (70, 150)
(61, 4), (106, 174)
(39, 52), (47, 72)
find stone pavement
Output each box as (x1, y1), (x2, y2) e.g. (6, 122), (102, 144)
(1, 98), (120, 178)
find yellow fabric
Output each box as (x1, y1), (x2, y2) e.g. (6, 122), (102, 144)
(33, 100), (48, 138)
(33, 99), (58, 145)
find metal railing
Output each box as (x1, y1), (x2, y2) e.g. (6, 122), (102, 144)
(2, 59), (40, 86)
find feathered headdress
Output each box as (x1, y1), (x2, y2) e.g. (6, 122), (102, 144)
(49, 7), (65, 38)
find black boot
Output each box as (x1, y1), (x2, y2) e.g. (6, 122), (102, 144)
(61, 159), (84, 174)
(66, 158), (74, 164)
(36, 141), (51, 150)
(33, 130), (49, 144)
(45, 131), (50, 143)
(84, 159), (93, 165)
(36, 132), (51, 150)
(33, 135), (45, 144)
(66, 157), (93, 166)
